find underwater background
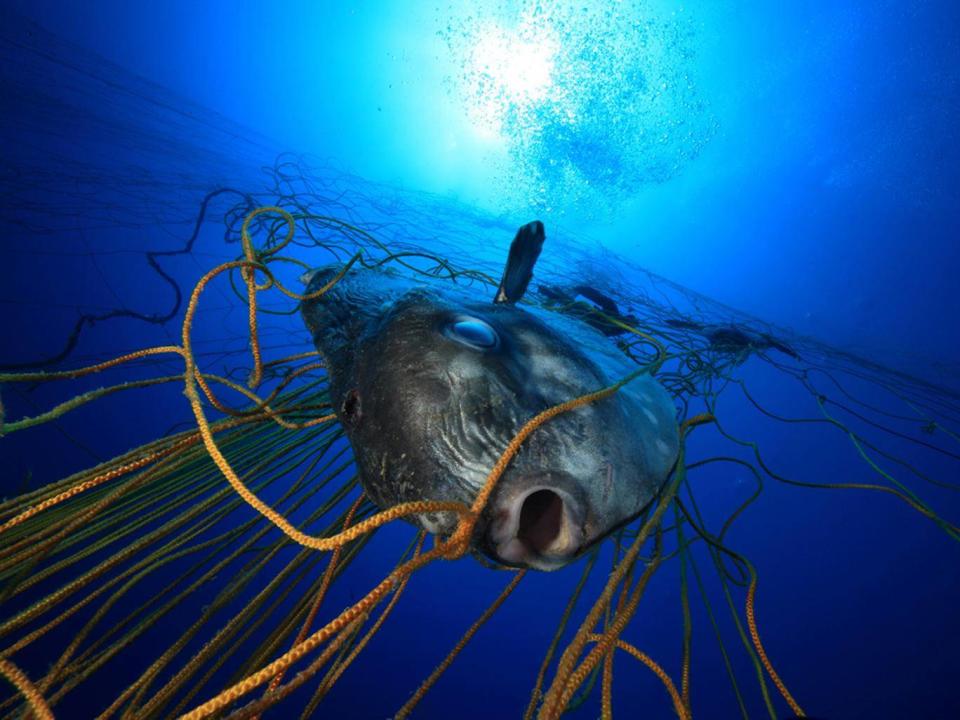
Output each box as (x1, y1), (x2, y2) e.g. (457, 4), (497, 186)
(1, 1), (958, 719)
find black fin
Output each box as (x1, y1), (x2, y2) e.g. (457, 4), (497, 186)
(665, 317), (704, 331)
(572, 285), (622, 316)
(494, 220), (545, 304)
(537, 284), (573, 304)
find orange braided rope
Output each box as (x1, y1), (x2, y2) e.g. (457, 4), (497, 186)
(192, 365), (332, 430)
(601, 540), (633, 720)
(175, 543), (450, 719)
(586, 635), (689, 720)
(745, 564), (805, 717)
(521, 550), (599, 720)
(679, 556), (693, 715)
(236, 206), (359, 391)
(601, 643), (615, 720)
(394, 569), (527, 719)
(0, 407), (308, 539)
(222, 615), (367, 720)
(310, 532), (428, 705)
(177, 368), (648, 718)
(538, 414), (714, 718)
(0, 658), (54, 720)
(550, 549), (663, 714)
(0, 346), (183, 384)
(537, 523), (660, 717)
(0, 436), (194, 536)
(4, 206), (680, 719)
(180, 259), (474, 550)
(443, 367), (650, 554)
(257, 493), (367, 708)
(237, 206), (300, 390)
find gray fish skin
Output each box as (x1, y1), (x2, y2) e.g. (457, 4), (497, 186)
(301, 265), (679, 571)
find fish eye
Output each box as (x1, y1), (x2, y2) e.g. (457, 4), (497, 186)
(447, 318), (498, 349)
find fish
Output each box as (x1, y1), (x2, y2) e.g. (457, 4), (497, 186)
(537, 282), (641, 336)
(705, 325), (799, 359)
(665, 317), (704, 331)
(301, 221), (679, 571)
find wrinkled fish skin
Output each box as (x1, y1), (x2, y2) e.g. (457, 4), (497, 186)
(302, 265), (679, 570)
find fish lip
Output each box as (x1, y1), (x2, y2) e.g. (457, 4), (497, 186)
(481, 481), (587, 571)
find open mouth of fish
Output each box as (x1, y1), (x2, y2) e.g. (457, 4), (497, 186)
(483, 475), (588, 571)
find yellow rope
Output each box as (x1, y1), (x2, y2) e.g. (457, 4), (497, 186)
(192, 364), (331, 430)
(257, 493), (367, 710)
(177, 366), (644, 718)
(538, 416), (712, 718)
(223, 615), (366, 720)
(550, 550), (662, 714)
(261, 350), (320, 368)
(175, 543), (449, 720)
(586, 636), (689, 720)
(521, 552), (599, 720)
(2, 205), (685, 720)
(444, 368), (649, 555)
(681, 413), (715, 434)
(310, 533), (427, 705)
(604, 316), (668, 373)
(745, 566), (805, 717)
(238, 207), (291, 389)
(237, 206), (360, 392)
(0, 437), (194, 536)
(601, 641), (615, 720)
(0, 658), (54, 720)
(175, 256), (470, 549)
(0, 346), (183, 384)
(600, 541), (631, 720)
(395, 569), (526, 719)
(537, 524), (659, 717)
(0, 408), (299, 538)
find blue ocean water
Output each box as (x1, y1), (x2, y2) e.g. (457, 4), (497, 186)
(1, 2), (958, 719)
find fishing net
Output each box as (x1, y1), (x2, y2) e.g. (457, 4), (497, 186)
(2, 156), (958, 719)
(1, 9), (959, 720)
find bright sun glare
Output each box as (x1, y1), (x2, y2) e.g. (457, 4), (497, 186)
(466, 15), (559, 136)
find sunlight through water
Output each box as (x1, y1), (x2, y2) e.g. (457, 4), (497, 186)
(467, 14), (559, 135)
(441, 1), (718, 215)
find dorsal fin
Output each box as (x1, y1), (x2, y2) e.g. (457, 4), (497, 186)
(494, 220), (545, 304)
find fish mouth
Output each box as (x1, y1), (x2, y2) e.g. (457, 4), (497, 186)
(484, 484), (586, 571)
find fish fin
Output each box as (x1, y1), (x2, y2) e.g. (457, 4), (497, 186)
(494, 220), (545, 304)
(571, 285), (621, 316)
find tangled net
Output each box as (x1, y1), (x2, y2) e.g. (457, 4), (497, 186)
(1, 155), (958, 720)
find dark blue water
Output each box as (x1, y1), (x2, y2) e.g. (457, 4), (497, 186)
(1, 2), (958, 719)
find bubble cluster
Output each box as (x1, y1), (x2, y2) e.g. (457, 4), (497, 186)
(440, 1), (717, 214)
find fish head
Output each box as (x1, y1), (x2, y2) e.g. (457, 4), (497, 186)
(303, 267), (679, 571)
